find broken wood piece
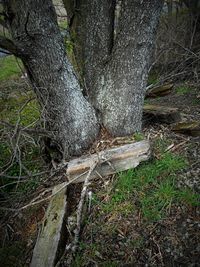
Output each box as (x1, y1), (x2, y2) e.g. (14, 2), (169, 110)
(66, 140), (151, 183)
(146, 84), (173, 98)
(30, 184), (67, 267)
(143, 104), (181, 124)
(172, 121), (200, 137)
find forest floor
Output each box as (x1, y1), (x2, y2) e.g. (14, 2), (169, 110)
(0, 54), (199, 267)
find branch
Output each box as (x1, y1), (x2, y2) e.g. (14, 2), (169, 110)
(0, 35), (18, 56)
(0, 120), (52, 137)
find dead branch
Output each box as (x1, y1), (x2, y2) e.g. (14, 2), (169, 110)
(0, 120), (52, 137)
(72, 161), (98, 253)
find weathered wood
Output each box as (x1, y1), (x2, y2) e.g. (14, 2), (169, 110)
(66, 140), (151, 183)
(143, 104), (181, 124)
(30, 184), (67, 267)
(30, 141), (150, 266)
(172, 121), (200, 136)
(146, 84), (173, 98)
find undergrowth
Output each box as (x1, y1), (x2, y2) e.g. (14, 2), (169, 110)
(97, 152), (198, 222)
(72, 144), (199, 266)
(0, 56), (43, 200)
(0, 55), (22, 81)
(175, 85), (190, 95)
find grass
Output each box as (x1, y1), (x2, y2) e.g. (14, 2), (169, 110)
(175, 85), (190, 95)
(0, 67), (42, 197)
(133, 132), (144, 142)
(73, 149), (198, 266)
(0, 55), (22, 81)
(94, 151), (199, 222)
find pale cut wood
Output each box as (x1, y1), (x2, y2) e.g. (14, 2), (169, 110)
(30, 184), (67, 267)
(66, 140), (151, 183)
(143, 104), (181, 124)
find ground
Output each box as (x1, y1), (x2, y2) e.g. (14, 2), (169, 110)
(0, 4), (200, 266)
(0, 58), (199, 266)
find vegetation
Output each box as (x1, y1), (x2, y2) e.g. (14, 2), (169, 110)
(72, 144), (199, 266)
(93, 151), (198, 222)
(0, 1), (200, 266)
(0, 57), (42, 198)
(0, 55), (22, 81)
(175, 85), (190, 95)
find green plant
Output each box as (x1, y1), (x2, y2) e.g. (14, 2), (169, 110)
(134, 132), (144, 142)
(0, 56), (22, 81)
(96, 150), (199, 222)
(175, 85), (190, 95)
(177, 188), (199, 206)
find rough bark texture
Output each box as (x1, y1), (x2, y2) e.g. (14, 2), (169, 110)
(63, 0), (116, 92)
(94, 0), (164, 135)
(2, 0), (99, 157)
(65, 0), (163, 136)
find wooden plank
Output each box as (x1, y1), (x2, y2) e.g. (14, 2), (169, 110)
(67, 140), (151, 183)
(143, 104), (181, 124)
(172, 121), (200, 137)
(30, 184), (67, 267)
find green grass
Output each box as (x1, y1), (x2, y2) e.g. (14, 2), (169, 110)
(58, 20), (68, 29)
(0, 55), (22, 81)
(0, 72), (42, 196)
(175, 85), (190, 95)
(0, 93), (40, 126)
(134, 132), (144, 142)
(97, 152), (199, 222)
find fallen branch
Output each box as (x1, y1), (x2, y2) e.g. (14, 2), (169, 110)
(72, 161), (98, 252)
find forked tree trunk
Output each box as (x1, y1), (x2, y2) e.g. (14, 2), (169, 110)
(3, 0), (99, 157)
(65, 0), (163, 136)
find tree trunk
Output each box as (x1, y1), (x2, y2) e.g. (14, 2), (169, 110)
(65, 0), (163, 136)
(3, 0), (99, 158)
(63, 0), (116, 93)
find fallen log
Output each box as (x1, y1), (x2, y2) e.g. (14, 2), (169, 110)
(143, 104), (181, 124)
(30, 184), (68, 267)
(172, 121), (200, 137)
(146, 83), (173, 98)
(67, 140), (151, 183)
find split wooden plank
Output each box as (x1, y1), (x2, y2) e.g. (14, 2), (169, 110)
(30, 184), (67, 267)
(67, 140), (151, 183)
(143, 104), (181, 124)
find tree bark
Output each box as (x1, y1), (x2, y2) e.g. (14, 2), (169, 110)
(2, 0), (99, 158)
(63, 0), (116, 92)
(94, 0), (163, 135)
(65, 0), (163, 136)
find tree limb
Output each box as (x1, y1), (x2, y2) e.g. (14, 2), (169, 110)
(0, 35), (18, 55)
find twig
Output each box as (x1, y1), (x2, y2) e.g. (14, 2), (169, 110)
(0, 170), (49, 179)
(0, 169), (91, 211)
(72, 161), (97, 253)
